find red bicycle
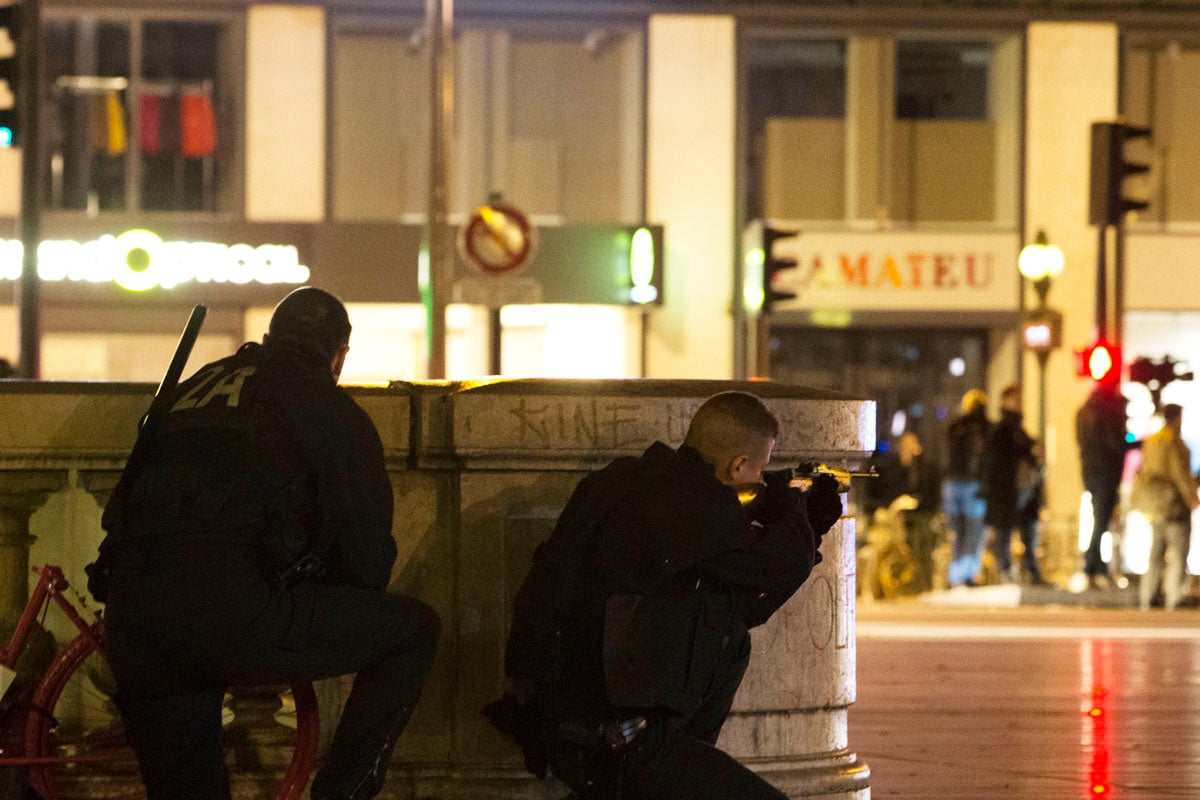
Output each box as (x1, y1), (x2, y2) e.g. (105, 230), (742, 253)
(0, 565), (320, 799)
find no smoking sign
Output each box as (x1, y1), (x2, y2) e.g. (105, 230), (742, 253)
(459, 202), (535, 276)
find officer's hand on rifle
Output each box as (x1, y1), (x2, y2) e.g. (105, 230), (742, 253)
(804, 472), (843, 538)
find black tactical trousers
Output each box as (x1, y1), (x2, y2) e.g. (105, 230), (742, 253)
(105, 551), (440, 800)
(551, 629), (784, 800)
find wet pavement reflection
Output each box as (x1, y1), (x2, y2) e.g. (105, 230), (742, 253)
(852, 606), (1200, 799)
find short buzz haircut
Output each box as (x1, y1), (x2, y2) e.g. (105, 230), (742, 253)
(683, 391), (779, 465)
(1001, 384), (1021, 403)
(1163, 403), (1183, 424)
(268, 287), (352, 362)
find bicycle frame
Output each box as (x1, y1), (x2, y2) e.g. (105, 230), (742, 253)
(0, 565), (105, 769)
(0, 564), (320, 800)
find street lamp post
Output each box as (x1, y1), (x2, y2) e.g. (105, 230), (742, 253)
(1018, 229), (1066, 446)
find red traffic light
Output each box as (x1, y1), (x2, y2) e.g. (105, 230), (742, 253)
(1077, 340), (1121, 385)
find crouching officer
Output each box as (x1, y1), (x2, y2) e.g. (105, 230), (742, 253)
(91, 287), (440, 800)
(487, 391), (842, 800)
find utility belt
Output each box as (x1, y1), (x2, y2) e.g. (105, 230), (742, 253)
(558, 716), (648, 751)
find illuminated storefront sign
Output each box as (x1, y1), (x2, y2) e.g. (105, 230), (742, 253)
(0, 229), (311, 291)
(764, 230), (1021, 312)
(628, 227), (658, 305)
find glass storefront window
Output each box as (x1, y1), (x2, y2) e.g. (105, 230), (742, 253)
(892, 40), (999, 223)
(43, 20), (130, 212)
(42, 15), (235, 214)
(743, 31), (1018, 229)
(746, 38), (848, 221)
(330, 20), (645, 224)
(1123, 38), (1200, 226)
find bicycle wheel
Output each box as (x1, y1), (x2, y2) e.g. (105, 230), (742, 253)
(24, 620), (320, 800)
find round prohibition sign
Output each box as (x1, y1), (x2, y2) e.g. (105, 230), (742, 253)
(459, 203), (536, 276)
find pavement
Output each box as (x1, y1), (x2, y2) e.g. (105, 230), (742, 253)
(915, 582), (1139, 609)
(852, 601), (1200, 799)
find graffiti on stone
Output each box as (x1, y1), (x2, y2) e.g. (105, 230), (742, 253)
(460, 397), (706, 451)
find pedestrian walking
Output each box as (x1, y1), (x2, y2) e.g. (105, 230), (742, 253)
(1076, 381), (1134, 589)
(943, 390), (991, 587)
(982, 385), (1044, 585)
(1131, 403), (1199, 611)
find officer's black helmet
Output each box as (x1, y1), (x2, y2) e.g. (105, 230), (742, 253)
(268, 287), (352, 363)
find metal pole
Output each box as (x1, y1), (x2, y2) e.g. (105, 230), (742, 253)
(754, 316), (769, 379)
(425, 0), (453, 379)
(1114, 223), (1125, 348)
(1036, 349), (1049, 447)
(16, 0), (41, 379)
(1094, 225), (1107, 340)
(488, 306), (501, 375)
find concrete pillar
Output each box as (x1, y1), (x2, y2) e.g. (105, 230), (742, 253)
(1024, 23), (1119, 547)
(0, 471), (69, 627)
(390, 379), (873, 798)
(646, 15), (737, 378)
(845, 36), (895, 224)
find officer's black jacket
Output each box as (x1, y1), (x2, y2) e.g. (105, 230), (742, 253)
(98, 340), (396, 592)
(507, 442), (825, 725)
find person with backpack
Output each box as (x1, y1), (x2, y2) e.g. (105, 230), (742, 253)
(943, 389), (992, 587)
(487, 391), (842, 800)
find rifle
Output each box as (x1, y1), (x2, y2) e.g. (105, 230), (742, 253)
(736, 462), (876, 506)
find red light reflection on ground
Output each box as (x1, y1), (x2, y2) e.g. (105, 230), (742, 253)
(1081, 640), (1112, 797)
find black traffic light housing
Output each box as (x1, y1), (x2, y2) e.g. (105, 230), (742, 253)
(1089, 121), (1152, 227)
(0, 3), (17, 147)
(761, 224), (799, 314)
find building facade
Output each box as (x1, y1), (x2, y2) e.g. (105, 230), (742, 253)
(4, 0), (1200, 569)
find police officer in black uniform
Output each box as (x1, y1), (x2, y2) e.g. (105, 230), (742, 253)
(92, 287), (440, 800)
(494, 391), (842, 800)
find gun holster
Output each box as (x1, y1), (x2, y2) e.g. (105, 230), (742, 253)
(276, 552), (327, 590)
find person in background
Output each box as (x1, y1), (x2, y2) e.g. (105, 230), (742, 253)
(943, 390), (991, 587)
(1076, 380), (1134, 590)
(982, 385), (1044, 585)
(1132, 403), (1199, 611)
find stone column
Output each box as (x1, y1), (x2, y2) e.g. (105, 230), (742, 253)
(0, 471), (69, 629)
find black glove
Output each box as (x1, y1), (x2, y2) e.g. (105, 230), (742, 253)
(758, 468), (803, 523)
(804, 472), (843, 537)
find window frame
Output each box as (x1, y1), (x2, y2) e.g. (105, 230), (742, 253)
(1121, 31), (1200, 234)
(41, 6), (246, 220)
(739, 24), (1023, 232)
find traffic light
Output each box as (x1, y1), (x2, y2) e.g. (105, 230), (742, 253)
(1077, 339), (1121, 385)
(0, 3), (16, 147)
(761, 223), (799, 314)
(1089, 121), (1152, 227)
